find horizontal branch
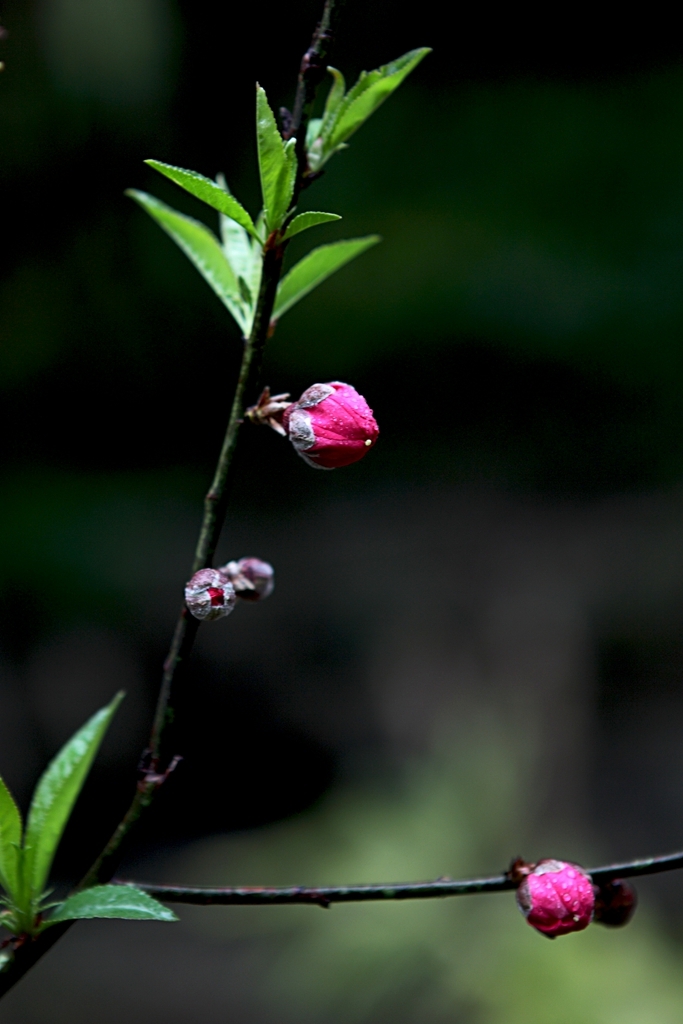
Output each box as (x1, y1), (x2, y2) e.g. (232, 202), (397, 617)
(116, 848), (683, 909)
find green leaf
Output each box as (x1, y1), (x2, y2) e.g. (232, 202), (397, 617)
(281, 211), (341, 242)
(273, 236), (381, 320)
(0, 776), (21, 898)
(127, 190), (250, 335)
(310, 48), (430, 171)
(44, 885), (178, 926)
(23, 692), (124, 901)
(306, 117), (323, 152)
(219, 210), (253, 282)
(330, 49), (430, 149)
(322, 66), (346, 125)
(216, 175), (263, 332)
(145, 160), (260, 241)
(256, 85), (297, 232)
(308, 68), (347, 171)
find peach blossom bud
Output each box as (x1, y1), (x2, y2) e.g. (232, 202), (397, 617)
(218, 557), (274, 601)
(184, 568), (236, 621)
(282, 381), (379, 469)
(593, 879), (637, 927)
(516, 859), (594, 938)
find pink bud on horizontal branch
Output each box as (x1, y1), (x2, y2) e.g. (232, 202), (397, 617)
(218, 557), (275, 601)
(184, 569), (236, 621)
(515, 859), (595, 938)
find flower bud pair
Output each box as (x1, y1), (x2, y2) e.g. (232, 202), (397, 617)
(184, 557), (274, 621)
(515, 859), (636, 938)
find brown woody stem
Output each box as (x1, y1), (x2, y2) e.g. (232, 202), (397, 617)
(116, 849), (683, 909)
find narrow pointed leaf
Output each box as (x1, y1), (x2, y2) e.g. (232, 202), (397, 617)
(127, 190), (249, 334)
(215, 173), (262, 329)
(44, 885), (177, 926)
(145, 160), (260, 241)
(307, 68), (345, 172)
(256, 86), (296, 231)
(23, 692), (124, 899)
(222, 216), (260, 306)
(281, 211), (341, 242)
(273, 236), (380, 319)
(322, 67), (346, 125)
(219, 217), (262, 334)
(220, 212), (253, 283)
(315, 48), (430, 169)
(0, 777), (21, 898)
(306, 117), (323, 151)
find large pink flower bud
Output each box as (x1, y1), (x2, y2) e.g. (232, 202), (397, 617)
(282, 382), (379, 469)
(184, 568), (236, 621)
(516, 860), (595, 938)
(218, 557), (274, 601)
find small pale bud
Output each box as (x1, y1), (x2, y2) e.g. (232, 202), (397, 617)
(218, 557), (274, 601)
(282, 381), (379, 469)
(184, 568), (236, 621)
(516, 859), (595, 938)
(593, 879), (637, 927)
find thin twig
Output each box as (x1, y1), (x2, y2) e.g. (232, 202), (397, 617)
(285, 0), (344, 196)
(0, 6), (340, 999)
(117, 849), (683, 909)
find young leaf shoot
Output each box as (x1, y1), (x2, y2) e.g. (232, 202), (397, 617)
(308, 48), (431, 171)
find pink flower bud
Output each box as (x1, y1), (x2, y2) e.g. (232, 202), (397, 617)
(184, 568), (236, 621)
(516, 860), (595, 938)
(218, 557), (274, 601)
(593, 879), (637, 927)
(282, 382), (379, 469)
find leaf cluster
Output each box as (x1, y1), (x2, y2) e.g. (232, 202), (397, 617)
(0, 694), (174, 959)
(306, 48), (431, 172)
(127, 48), (429, 338)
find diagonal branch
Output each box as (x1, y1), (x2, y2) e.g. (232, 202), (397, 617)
(0, 3), (341, 1000)
(116, 849), (683, 909)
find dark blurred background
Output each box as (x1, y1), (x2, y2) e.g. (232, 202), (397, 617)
(5, 1), (683, 1021)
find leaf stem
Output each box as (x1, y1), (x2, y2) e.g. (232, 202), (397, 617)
(116, 849), (683, 909)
